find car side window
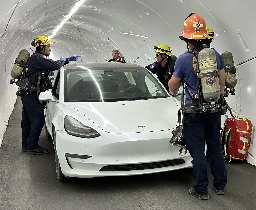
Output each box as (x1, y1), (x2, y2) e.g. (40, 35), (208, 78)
(144, 77), (161, 96)
(125, 72), (136, 85)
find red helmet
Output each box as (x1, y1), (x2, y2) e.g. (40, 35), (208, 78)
(181, 13), (207, 40)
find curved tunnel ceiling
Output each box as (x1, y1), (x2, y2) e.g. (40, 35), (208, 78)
(1, 0), (256, 163)
(2, 0), (248, 65)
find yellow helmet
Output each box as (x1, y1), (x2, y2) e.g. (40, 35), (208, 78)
(154, 44), (172, 56)
(32, 35), (52, 47)
(206, 27), (214, 39)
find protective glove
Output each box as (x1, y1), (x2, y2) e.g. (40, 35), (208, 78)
(219, 94), (228, 115)
(68, 55), (80, 61)
(219, 94), (227, 106)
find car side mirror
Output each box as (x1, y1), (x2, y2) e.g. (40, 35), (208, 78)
(39, 91), (55, 102)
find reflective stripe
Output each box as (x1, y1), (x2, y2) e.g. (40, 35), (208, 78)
(236, 118), (250, 133)
(192, 34), (205, 38)
(193, 23), (204, 28)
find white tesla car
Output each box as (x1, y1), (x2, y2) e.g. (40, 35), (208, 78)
(40, 62), (192, 182)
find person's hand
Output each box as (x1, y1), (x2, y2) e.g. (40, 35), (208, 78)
(170, 90), (179, 97)
(60, 57), (66, 61)
(219, 94), (227, 106)
(68, 55), (80, 61)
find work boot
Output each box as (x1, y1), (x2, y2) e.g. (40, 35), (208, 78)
(189, 187), (209, 200)
(213, 186), (225, 195)
(27, 146), (49, 155)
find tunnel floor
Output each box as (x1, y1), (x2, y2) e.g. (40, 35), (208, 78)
(0, 98), (255, 210)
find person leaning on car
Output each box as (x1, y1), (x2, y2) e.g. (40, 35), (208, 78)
(20, 35), (79, 155)
(145, 44), (177, 91)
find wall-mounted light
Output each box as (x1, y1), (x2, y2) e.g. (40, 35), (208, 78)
(122, 33), (148, 39)
(238, 32), (249, 51)
(247, 87), (252, 93)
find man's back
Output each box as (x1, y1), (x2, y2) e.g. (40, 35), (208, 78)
(173, 49), (224, 103)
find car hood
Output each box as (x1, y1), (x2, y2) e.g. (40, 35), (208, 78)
(65, 98), (180, 134)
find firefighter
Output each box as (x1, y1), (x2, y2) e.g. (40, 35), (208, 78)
(168, 13), (227, 200)
(145, 44), (177, 91)
(108, 49), (126, 63)
(21, 35), (79, 155)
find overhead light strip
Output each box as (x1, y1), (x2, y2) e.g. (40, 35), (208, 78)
(49, 0), (86, 39)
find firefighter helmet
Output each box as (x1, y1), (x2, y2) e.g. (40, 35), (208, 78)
(180, 13), (207, 40)
(206, 27), (214, 39)
(154, 44), (172, 56)
(31, 35), (52, 47)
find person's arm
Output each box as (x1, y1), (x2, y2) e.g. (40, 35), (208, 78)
(216, 50), (226, 94)
(168, 75), (181, 93)
(168, 55), (177, 75)
(145, 62), (157, 74)
(35, 54), (68, 71)
(219, 69), (225, 94)
(168, 56), (183, 93)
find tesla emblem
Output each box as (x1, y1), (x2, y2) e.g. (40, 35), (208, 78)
(138, 125), (145, 129)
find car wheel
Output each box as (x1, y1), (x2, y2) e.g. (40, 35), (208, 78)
(45, 125), (52, 141)
(53, 131), (67, 182)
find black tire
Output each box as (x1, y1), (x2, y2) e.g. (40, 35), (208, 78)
(45, 125), (53, 141)
(53, 131), (67, 182)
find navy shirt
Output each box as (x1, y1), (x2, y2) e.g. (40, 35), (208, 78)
(27, 51), (67, 86)
(173, 48), (224, 103)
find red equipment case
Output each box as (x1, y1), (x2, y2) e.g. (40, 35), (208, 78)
(223, 118), (253, 162)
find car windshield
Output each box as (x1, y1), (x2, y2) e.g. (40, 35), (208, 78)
(64, 66), (169, 102)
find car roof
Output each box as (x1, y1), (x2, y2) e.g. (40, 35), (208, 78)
(63, 62), (146, 71)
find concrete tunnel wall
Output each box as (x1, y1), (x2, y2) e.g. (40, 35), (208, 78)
(0, 0), (255, 165)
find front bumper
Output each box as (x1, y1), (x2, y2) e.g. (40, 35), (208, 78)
(56, 130), (192, 178)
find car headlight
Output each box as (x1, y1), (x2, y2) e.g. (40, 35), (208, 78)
(64, 116), (100, 138)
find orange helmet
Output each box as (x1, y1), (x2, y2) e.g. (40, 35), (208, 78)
(181, 13), (207, 40)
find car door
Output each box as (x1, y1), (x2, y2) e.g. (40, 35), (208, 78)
(45, 71), (60, 135)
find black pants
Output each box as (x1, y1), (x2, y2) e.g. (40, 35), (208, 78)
(183, 112), (227, 195)
(21, 93), (45, 150)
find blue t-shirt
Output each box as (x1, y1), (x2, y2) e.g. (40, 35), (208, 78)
(173, 48), (224, 103)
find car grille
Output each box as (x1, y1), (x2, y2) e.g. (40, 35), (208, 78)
(99, 158), (186, 171)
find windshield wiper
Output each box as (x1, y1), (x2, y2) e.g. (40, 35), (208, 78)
(151, 96), (168, 98)
(115, 96), (149, 101)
